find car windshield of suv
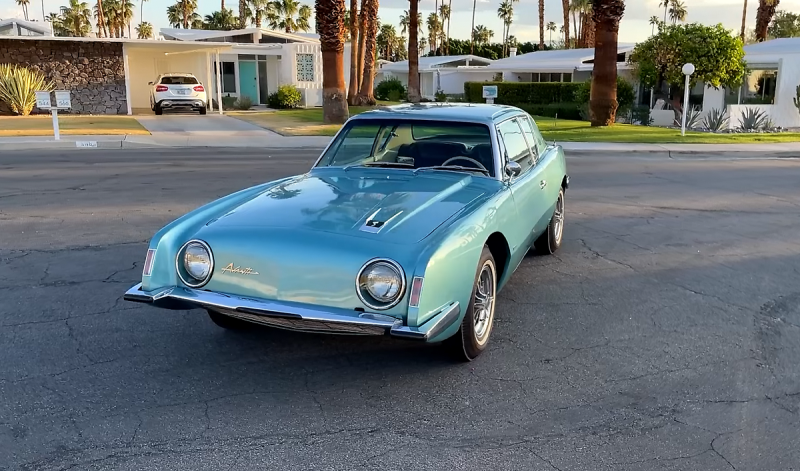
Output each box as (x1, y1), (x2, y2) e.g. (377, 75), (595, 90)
(160, 76), (199, 85)
(315, 119), (496, 177)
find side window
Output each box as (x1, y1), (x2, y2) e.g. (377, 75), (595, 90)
(518, 115), (546, 158)
(497, 119), (534, 173)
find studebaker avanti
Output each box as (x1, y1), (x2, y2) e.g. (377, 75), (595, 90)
(124, 103), (569, 361)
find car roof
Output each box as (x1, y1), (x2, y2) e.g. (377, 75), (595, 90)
(158, 73), (197, 77)
(349, 102), (526, 124)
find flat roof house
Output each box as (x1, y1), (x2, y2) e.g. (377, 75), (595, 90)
(0, 17), (52, 37)
(379, 55), (495, 99)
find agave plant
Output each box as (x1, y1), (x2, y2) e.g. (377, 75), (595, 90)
(737, 107), (768, 132)
(701, 108), (729, 133)
(673, 105), (703, 129)
(0, 64), (55, 116)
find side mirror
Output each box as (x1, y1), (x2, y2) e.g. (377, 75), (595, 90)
(505, 161), (522, 178)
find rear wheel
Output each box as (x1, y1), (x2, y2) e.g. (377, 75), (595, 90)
(154, 103), (163, 115)
(207, 309), (251, 330)
(445, 245), (497, 361)
(199, 106), (207, 115)
(534, 188), (565, 255)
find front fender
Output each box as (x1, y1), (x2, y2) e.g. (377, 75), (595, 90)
(141, 176), (299, 291)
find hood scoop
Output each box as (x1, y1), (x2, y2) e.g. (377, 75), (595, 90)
(360, 209), (404, 234)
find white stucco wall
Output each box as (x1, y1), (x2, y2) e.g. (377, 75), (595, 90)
(770, 57), (800, 128)
(437, 70), (495, 95)
(727, 104), (775, 130)
(702, 85), (726, 116)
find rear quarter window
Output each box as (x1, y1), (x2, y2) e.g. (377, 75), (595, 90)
(159, 76), (199, 85)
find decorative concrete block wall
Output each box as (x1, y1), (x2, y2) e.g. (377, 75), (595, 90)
(0, 39), (127, 114)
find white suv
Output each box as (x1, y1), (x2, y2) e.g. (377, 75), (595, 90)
(149, 73), (208, 115)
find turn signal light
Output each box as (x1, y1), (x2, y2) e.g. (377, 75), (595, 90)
(409, 276), (424, 308)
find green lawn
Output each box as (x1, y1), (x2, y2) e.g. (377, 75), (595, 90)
(0, 115), (150, 136)
(230, 105), (800, 143)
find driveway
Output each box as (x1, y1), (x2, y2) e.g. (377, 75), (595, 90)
(1, 148), (799, 470)
(136, 114), (278, 137)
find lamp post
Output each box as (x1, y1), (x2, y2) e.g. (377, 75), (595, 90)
(681, 63), (695, 137)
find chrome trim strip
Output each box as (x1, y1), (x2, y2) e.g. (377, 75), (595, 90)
(390, 301), (461, 341)
(175, 239), (214, 289)
(122, 283), (459, 341)
(355, 258), (407, 311)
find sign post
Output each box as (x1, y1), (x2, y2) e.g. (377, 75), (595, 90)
(34, 90), (72, 140)
(482, 85), (498, 105)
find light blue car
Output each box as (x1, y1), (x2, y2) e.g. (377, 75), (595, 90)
(124, 103), (569, 361)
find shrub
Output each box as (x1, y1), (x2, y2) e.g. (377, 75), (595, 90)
(794, 84), (800, 115)
(375, 77), (407, 101)
(629, 105), (654, 126)
(516, 102), (583, 121)
(434, 89), (447, 102)
(233, 95), (253, 110)
(463, 81), (583, 105)
(0, 64), (55, 116)
(573, 76), (636, 116)
(266, 85), (302, 109)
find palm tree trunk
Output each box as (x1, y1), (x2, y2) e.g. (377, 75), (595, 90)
(469, 0), (476, 54)
(538, 0), (545, 49)
(355, 0), (378, 104)
(589, 0), (625, 126)
(317, 0), (350, 123)
(572, 10), (578, 47)
(562, 0), (571, 48)
(446, 0), (452, 54)
(755, 0), (778, 42)
(221, 0), (225, 10)
(356, 0), (367, 90)
(408, 0), (421, 102)
(239, 0), (247, 28)
(347, 0), (359, 104)
(740, 0), (747, 41)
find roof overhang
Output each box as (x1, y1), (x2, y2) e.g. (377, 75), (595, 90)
(0, 35), (233, 52)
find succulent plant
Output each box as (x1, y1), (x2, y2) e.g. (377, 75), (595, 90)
(0, 64), (54, 116)
(737, 107), (768, 131)
(701, 108), (730, 133)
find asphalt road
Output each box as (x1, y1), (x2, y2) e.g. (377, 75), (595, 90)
(1, 148), (799, 471)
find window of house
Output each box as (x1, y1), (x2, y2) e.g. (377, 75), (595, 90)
(297, 53), (315, 82)
(562, 73), (572, 82)
(742, 68), (779, 105)
(214, 62), (236, 94)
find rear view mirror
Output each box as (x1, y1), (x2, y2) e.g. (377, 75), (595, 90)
(505, 161), (522, 178)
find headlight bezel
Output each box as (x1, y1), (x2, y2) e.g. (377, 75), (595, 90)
(356, 258), (406, 310)
(176, 239), (214, 288)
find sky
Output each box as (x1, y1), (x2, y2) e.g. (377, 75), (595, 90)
(3, 0), (800, 45)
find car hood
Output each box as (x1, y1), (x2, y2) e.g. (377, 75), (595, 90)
(199, 168), (491, 245)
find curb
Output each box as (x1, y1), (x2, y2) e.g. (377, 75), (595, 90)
(564, 149), (800, 159)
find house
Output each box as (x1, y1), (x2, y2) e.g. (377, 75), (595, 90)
(701, 38), (800, 130)
(0, 17), (52, 36)
(379, 55), (496, 99)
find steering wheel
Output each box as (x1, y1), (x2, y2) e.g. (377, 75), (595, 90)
(441, 156), (489, 172)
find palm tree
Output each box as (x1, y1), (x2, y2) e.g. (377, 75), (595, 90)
(205, 8), (238, 29)
(135, 20), (152, 37)
(659, 0), (669, 24)
(497, 1), (511, 57)
(539, 0), (545, 49)
(571, 0), (590, 47)
(755, 0), (779, 41)
(668, 0), (686, 24)
(376, 24), (398, 59)
(469, 0), (476, 54)
(173, 0), (198, 29)
(426, 12), (440, 53)
(561, 0), (570, 48)
(355, 0), (378, 104)
(16, 0), (30, 20)
(439, 2), (451, 55)
(139, 0), (147, 26)
(269, 0), (312, 32)
(249, 0), (271, 26)
(547, 21), (557, 46)
(408, 0), (421, 103)
(315, 0), (349, 122)
(589, 0), (625, 126)
(472, 24), (492, 45)
(93, 0), (108, 37)
(166, 4), (182, 27)
(347, 1), (359, 104)
(649, 15), (659, 35)
(61, 0), (93, 36)
(740, 0), (748, 41)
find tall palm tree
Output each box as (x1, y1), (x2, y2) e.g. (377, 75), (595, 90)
(347, 0), (359, 104)
(571, 0), (590, 47)
(355, 0), (378, 104)
(439, 3), (450, 55)
(740, 0), (748, 41)
(547, 21), (557, 46)
(16, 0), (30, 20)
(659, 0), (669, 24)
(472, 24), (492, 45)
(668, 0), (686, 24)
(166, 4), (182, 27)
(61, 0), (93, 36)
(426, 12), (440, 54)
(174, 0), (198, 29)
(249, 0), (272, 26)
(135, 20), (152, 37)
(408, 0), (421, 103)
(561, 0), (570, 48)
(139, 0), (147, 26)
(539, 0), (545, 49)
(205, 8), (238, 29)
(649, 15), (659, 35)
(269, 0), (312, 32)
(755, 0), (779, 41)
(93, 0), (108, 37)
(469, 0), (476, 54)
(497, 1), (511, 57)
(589, 0), (625, 126)
(315, 0), (349, 123)
(377, 23), (398, 59)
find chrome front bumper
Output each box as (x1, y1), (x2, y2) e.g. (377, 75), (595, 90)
(124, 283), (460, 341)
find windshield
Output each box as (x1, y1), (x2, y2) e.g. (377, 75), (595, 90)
(315, 119), (496, 177)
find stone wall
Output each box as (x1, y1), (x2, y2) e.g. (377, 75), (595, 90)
(0, 39), (127, 115)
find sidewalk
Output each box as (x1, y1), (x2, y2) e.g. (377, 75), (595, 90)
(2, 133), (799, 158)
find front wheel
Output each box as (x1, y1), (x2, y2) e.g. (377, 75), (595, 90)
(445, 245), (497, 361)
(534, 187), (565, 255)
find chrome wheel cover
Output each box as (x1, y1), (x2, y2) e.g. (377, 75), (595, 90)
(553, 191), (564, 244)
(473, 260), (496, 345)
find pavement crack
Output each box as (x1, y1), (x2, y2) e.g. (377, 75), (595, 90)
(577, 238), (636, 271)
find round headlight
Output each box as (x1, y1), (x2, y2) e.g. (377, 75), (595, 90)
(357, 259), (405, 309)
(178, 240), (213, 287)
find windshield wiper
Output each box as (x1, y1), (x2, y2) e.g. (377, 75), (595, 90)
(418, 165), (490, 176)
(345, 162), (415, 170)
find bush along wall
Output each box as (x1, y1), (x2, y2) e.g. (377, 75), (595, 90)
(463, 81), (584, 119)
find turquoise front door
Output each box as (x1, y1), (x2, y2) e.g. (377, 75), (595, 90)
(238, 61), (259, 103)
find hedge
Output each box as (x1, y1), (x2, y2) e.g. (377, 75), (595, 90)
(463, 81), (583, 105)
(516, 102), (582, 121)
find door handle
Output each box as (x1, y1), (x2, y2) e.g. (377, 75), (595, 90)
(540, 180), (547, 189)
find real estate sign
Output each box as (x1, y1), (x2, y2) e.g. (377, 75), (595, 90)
(482, 85), (498, 99)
